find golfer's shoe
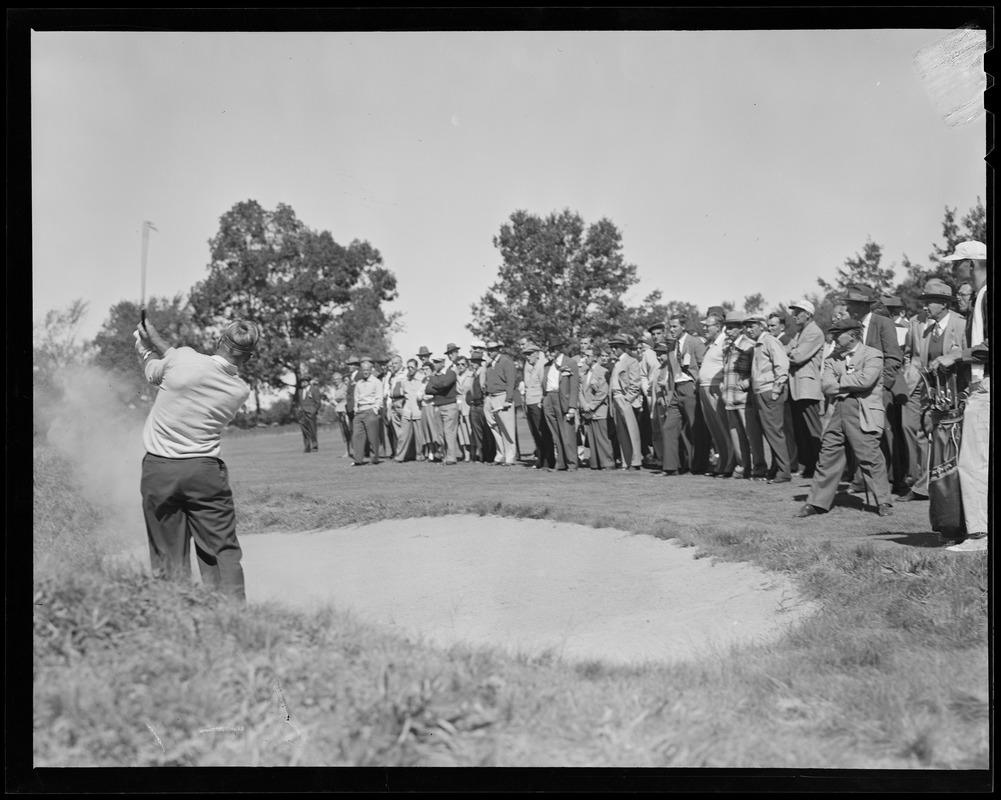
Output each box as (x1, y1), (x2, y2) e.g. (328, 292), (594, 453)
(876, 503), (893, 517)
(794, 504), (822, 518)
(946, 534), (988, 553)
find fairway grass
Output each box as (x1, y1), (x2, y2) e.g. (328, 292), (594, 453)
(32, 427), (989, 775)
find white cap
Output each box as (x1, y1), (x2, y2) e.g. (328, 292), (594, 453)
(788, 299), (815, 315)
(942, 241), (987, 261)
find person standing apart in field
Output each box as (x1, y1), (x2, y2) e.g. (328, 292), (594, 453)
(134, 317), (260, 602)
(929, 241), (990, 552)
(298, 374), (323, 453)
(351, 359), (384, 466)
(796, 317), (893, 518)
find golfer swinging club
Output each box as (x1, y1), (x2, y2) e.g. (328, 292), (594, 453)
(134, 315), (261, 602)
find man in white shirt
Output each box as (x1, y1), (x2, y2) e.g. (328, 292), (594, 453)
(351, 359), (385, 466)
(931, 241), (990, 552)
(696, 312), (732, 476)
(134, 316), (260, 602)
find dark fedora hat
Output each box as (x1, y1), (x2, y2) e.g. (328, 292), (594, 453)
(843, 283), (875, 303)
(917, 278), (955, 302)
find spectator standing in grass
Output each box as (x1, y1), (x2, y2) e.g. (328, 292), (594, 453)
(483, 341), (519, 466)
(351, 359), (384, 466)
(454, 354), (474, 461)
(578, 347), (614, 470)
(392, 358), (425, 462)
(424, 353), (460, 465)
(796, 317), (893, 518)
(466, 350), (495, 463)
(521, 342), (554, 470)
(651, 336), (677, 476)
(667, 315), (706, 473)
(898, 279), (967, 503)
(696, 311), (732, 477)
(930, 241), (990, 552)
(541, 338), (580, 471)
(745, 315), (792, 484)
(644, 322), (668, 467)
(608, 333), (643, 471)
(298, 374), (323, 453)
(134, 317), (261, 602)
(721, 315), (756, 479)
(331, 371), (352, 459)
(785, 300), (825, 480)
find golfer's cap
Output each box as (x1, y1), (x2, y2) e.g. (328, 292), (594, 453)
(788, 299), (815, 315)
(829, 317), (863, 335)
(942, 240), (987, 261)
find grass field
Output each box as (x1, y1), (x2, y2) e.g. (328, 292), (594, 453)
(31, 422), (990, 783)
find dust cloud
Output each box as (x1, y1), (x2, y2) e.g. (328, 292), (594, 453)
(40, 364), (148, 556)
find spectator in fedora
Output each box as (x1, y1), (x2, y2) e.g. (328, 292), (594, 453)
(541, 338), (580, 471)
(697, 310), (733, 477)
(651, 336), (679, 475)
(644, 322), (668, 466)
(721, 315), (756, 478)
(578, 346), (614, 469)
(843, 283), (904, 491)
(899, 278), (968, 502)
(785, 299), (825, 480)
(929, 241), (989, 552)
(882, 295), (910, 347)
(744, 315), (792, 484)
(796, 318), (893, 518)
(522, 342), (555, 469)
(297, 373), (323, 453)
(483, 341), (519, 466)
(608, 333), (643, 470)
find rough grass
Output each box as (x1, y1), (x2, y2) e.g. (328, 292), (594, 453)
(31, 429), (990, 778)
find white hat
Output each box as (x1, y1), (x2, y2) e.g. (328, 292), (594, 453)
(943, 241), (987, 261)
(485, 341), (503, 350)
(789, 299), (815, 315)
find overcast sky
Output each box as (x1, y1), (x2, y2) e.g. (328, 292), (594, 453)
(31, 26), (986, 360)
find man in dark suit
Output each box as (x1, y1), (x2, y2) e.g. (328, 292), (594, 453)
(667, 314), (706, 473)
(541, 339), (580, 471)
(844, 283), (903, 490)
(298, 374), (323, 453)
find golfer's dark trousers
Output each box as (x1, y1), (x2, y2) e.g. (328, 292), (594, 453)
(661, 382), (697, 472)
(469, 403), (495, 462)
(299, 411), (318, 451)
(790, 398), (821, 477)
(352, 408), (381, 464)
(141, 453), (245, 602)
(526, 401), (555, 468)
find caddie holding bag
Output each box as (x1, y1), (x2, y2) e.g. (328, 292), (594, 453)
(922, 368), (966, 540)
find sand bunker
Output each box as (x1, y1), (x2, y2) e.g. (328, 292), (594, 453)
(233, 516), (815, 666)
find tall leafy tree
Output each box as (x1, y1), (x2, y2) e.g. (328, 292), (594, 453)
(188, 200), (398, 407)
(618, 290), (702, 340)
(33, 299), (92, 377)
(468, 209), (638, 351)
(893, 198), (985, 312)
(818, 237), (896, 299)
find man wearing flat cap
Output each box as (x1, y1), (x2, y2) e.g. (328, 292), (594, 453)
(483, 341), (519, 466)
(785, 300), (825, 480)
(521, 342), (555, 470)
(541, 339), (580, 470)
(607, 334), (643, 470)
(843, 283), (904, 489)
(898, 279), (968, 502)
(929, 241), (990, 551)
(796, 318), (894, 519)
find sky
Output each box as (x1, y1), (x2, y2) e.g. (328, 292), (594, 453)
(31, 24), (987, 363)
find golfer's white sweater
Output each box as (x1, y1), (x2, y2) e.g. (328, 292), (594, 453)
(142, 347), (250, 458)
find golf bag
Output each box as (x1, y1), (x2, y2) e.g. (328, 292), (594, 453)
(922, 370), (966, 539)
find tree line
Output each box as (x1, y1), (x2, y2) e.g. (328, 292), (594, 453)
(33, 196), (984, 430)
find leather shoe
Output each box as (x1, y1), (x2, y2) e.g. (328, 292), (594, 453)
(877, 503), (893, 517)
(896, 490), (927, 502)
(768, 476), (791, 484)
(795, 504), (821, 518)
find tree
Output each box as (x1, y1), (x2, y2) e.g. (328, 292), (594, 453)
(90, 294), (200, 410)
(468, 209), (638, 351)
(742, 293), (767, 317)
(33, 299), (93, 436)
(188, 200), (398, 409)
(817, 237), (896, 299)
(893, 198), (985, 313)
(617, 290), (702, 340)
